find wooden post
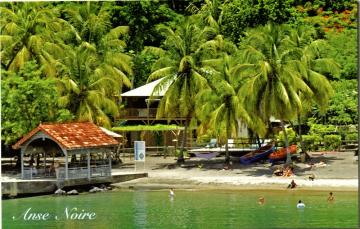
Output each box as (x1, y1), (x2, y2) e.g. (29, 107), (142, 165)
(108, 151), (112, 176)
(44, 152), (46, 175)
(87, 151), (91, 180)
(64, 150), (68, 179)
(21, 148), (24, 179)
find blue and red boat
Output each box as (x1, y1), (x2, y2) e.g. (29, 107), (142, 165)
(239, 144), (275, 165)
(268, 145), (297, 163)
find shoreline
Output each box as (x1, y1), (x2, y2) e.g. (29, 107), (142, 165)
(112, 176), (358, 192)
(111, 150), (358, 192)
(2, 151), (358, 197)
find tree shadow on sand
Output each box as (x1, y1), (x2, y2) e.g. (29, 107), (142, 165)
(149, 154), (347, 178)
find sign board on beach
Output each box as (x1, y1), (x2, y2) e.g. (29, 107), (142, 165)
(134, 141), (146, 161)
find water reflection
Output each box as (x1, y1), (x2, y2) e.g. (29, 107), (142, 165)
(133, 191), (147, 228)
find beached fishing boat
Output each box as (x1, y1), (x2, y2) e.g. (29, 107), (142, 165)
(239, 144), (275, 165)
(268, 145), (297, 161)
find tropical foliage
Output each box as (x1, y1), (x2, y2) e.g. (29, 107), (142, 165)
(196, 54), (252, 163)
(236, 23), (338, 163)
(320, 80), (358, 125)
(112, 124), (184, 132)
(56, 2), (132, 128)
(146, 17), (216, 162)
(320, 30), (357, 80)
(0, 3), (66, 76)
(1, 61), (73, 144)
(221, 0), (298, 42)
(1, 0), (356, 162)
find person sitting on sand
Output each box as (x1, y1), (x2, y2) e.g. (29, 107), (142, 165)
(306, 162), (315, 170)
(258, 196), (265, 205)
(308, 173), (315, 181)
(273, 166), (283, 176)
(283, 166), (294, 177)
(283, 167), (289, 177)
(315, 160), (327, 167)
(223, 161), (233, 170)
(287, 179), (297, 189)
(327, 192), (335, 202)
(273, 168), (283, 176)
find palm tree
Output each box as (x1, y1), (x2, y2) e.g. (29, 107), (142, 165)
(196, 53), (259, 163)
(56, 44), (114, 127)
(56, 2), (132, 127)
(287, 26), (339, 158)
(187, 0), (223, 32)
(146, 17), (216, 163)
(237, 23), (314, 164)
(0, 2), (66, 76)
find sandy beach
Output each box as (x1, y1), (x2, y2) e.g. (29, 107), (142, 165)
(112, 151), (358, 191)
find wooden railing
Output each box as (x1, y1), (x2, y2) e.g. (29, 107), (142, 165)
(121, 108), (157, 118)
(23, 167), (54, 179)
(23, 165), (111, 180)
(119, 108), (186, 120)
(120, 146), (176, 158)
(58, 165), (111, 180)
(90, 165), (111, 177)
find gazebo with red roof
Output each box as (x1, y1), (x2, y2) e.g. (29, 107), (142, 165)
(13, 122), (118, 180)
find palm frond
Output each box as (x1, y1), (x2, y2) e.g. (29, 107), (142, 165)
(148, 67), (174, 82)
(143, 46), (166, 57)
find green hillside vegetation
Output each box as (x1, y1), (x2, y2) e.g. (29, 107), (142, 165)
(1, 1), (357, 159)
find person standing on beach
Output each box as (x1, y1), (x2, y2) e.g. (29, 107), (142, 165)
(287, 179), (297, 189)
(327, 192), (335, 202)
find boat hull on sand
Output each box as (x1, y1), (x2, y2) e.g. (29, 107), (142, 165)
(269, 145), (297, 161)
(240, 144), (275, 165)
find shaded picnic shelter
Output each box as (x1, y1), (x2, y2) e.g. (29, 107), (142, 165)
(13, 122), (118, 180)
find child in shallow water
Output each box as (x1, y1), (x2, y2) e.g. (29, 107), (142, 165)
(297, 200), (305, 208)
(258, 196), (265, 205)
(169, 188), (175, 197)
(328, 192), (335, 202)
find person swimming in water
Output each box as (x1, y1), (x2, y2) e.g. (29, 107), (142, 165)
(327, 192), (334, 202)
(297, 200), (305, 208)
(258, 196), (265, 205)
(169, 188), (175, 197)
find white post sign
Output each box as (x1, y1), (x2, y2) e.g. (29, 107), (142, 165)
(134, 141), (146, 161)
(134, 141), (145, 171)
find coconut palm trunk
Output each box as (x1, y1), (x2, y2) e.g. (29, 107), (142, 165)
(297, 112), (310, 162)
(256, 135), (262, 148)
(225, 113), (231, 164)
(281, 121), (292, 164)
(178, 117), (190, 164)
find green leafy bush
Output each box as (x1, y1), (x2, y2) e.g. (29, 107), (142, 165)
(323, 135), (342, 150)
(345, 133), (358, 141)
(327, 80), (358, 125)
(276, 128), (297, 147)
(175, 149), (190, 158)
(1, 61), (73, 145)
(321, 30), (357, 80)
(303, 134), (322, 151)
(221, 0), (297, 42)
(307, 119), (337, 136)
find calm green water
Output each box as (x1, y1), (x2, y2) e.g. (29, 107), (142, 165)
(2, 190), (358, 229)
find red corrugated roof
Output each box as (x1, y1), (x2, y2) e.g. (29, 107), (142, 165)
(13, 122), (118, 150)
